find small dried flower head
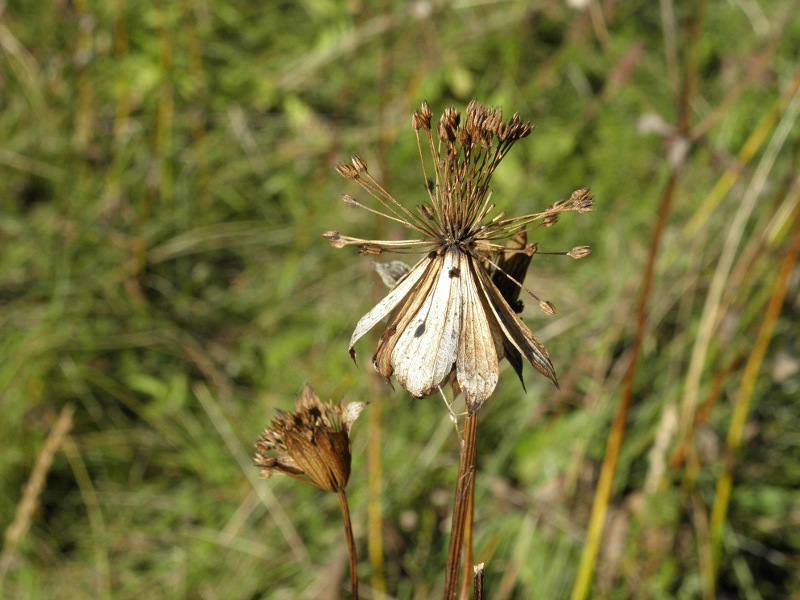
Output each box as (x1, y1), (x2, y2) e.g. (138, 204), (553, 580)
(568, 246), (592, 259)
(254, 384), (365, 493)
(325, 100), (593, 412)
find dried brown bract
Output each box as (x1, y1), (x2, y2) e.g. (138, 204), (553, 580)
(254, 384), (365, 493)
(325, 100), (592, 412)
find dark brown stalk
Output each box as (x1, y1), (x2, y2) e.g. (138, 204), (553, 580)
(337, 488), (359, 600)
(444, 411), (479, 600)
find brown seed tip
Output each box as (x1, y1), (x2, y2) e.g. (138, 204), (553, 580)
(570, 188), (594, 212)
(351, 154), (368, 172)
(539, 300), (557, 315)
(357, 243), (383, 255)
(412, 101), (433, 130)
(336, 163), (359, 179)
(322, 231), (346, 248)
(342, 194), (360, 206)
(568, 246), (592, 259)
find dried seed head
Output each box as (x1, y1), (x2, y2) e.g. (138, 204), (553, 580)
(322, 231), (347, 248)
(254, 384), (365, 493)
(568, 246), (592, 259)
(328, 100), (594, 408)
(357, 243), (383, 255)
(336, 163), (359, 179)
(569, 188), (594, 212)
(351, 154), (368, 172)
(538, 300), (556, 315)
(412, 101), (433, 131)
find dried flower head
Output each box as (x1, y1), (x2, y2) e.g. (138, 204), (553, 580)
(254, 384), (366, 492)
(324, 100), (592, 412)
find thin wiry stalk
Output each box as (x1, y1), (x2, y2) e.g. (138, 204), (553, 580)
(444, 412), (479, 600)
(571, 1), (704, 595)
(337, 489), (360, 600)
(571, 171), (679, 600)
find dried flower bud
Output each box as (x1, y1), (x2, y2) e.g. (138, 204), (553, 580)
(336, 163), (359, 179)
(357, 243), (383, 255)
(543, 214), (560, 227)
(322, 231), (347, 248)
(569, 188), (594, 212)
(351, 154), (368, 172)
(568, 246), (592, 259)
(412, 101), (433, 130)
(254, 384), (365, 493)
(538, 300), (557, 315)
(342, 194), (360, 206)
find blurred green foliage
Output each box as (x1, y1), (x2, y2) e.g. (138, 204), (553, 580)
(1, 0), (799, 598)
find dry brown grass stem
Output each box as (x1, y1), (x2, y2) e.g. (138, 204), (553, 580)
(709, 196), (800, 580)
(571, 2), (705, 595)
(444, 411), (479, 600)
(0, 404), (75, 588)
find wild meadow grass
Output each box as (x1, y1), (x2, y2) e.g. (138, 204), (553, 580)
(1, 1), (799, 598)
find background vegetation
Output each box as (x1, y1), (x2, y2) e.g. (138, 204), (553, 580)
(1, 0), (798, 598)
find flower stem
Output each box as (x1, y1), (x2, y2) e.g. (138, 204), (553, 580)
(458, 465), (476, 600)
(337, 488), (359, 600)
(444, 411), (479, 600)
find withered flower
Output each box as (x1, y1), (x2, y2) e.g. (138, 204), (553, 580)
(324, 100), (592, 411)
(254, 384), (365, 492)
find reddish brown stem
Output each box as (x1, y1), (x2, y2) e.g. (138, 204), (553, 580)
(459, 468), (476, 600)
(444, 412), (479, 600)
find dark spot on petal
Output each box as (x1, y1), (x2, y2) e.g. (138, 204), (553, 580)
(449, 267), (460, 278)
(414, 323), (426, 337)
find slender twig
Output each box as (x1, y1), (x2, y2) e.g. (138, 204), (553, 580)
(337, 489), (360, 600)
(444, 411), (479, 599)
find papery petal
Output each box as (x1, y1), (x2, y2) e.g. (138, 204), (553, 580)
(391, 250), (462, 397)
(372, 256), (442, 382)
(348, 255), (432, 359)
(456, 253), (499, 405)
(474, 263), (558, 387)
